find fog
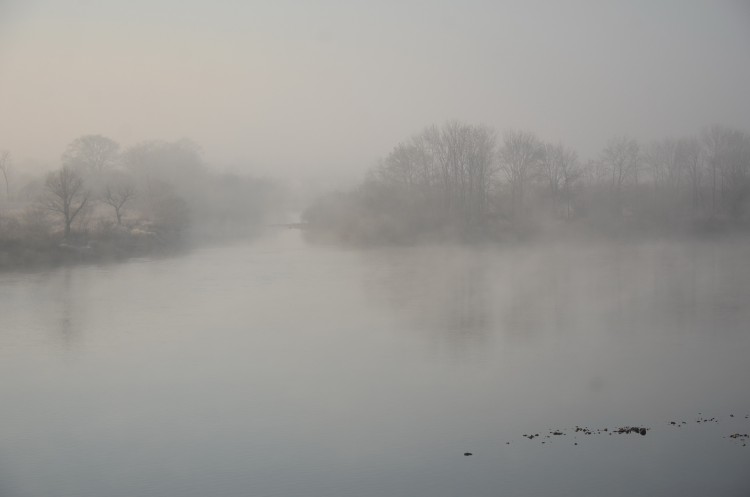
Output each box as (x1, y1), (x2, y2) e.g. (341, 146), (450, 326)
(2, 2), (750, 496)
(2, 1), (750, 182)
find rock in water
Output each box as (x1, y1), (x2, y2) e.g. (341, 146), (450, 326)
(464, 452), (472, 456)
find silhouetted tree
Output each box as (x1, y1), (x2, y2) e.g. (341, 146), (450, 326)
(601, 136), (639, 214)
(43, 166), (90, 238)
(62, 135), (120, 174)
(0, 150), (10, 200)
(677, 136), (704, 215)
(700, 126), (750, 219)
(719, 130), (750, 219)
(499, 130), (543, 219)
(102, 172), (136, 225)
(541, 143), (579, 217)
(373, 121), (496, 233)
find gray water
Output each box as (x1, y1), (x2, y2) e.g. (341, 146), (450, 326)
(1, 230), (749, 497)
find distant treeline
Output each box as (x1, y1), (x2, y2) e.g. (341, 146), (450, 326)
(0, 135), (280, 268)
(303, 122), (750, 244)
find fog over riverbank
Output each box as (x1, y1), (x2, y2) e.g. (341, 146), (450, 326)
(3, 1), (750, 257)
(2, 2), (750, 496)
(303, 121), (750, 245)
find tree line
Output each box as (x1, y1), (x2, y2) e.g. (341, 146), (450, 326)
(0, 135), (279, 267)
(303, 121), (750, 243)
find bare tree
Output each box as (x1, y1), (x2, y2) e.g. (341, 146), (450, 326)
(580, 158), (607, 189)
(0, 150), (10, 200)
(701, 125), (736, 217)
(499, 130), (543, 219)
(463, 124), (497, 225)
(602, 136), (639, 201)
(377, 142), (422, 189)
(102, 173), (137, 225)
(374, 121), (496, 228)
(541, 143), (579, 217)
(719, 130), (750, 219)
(676, 136), (703, 215)
(556, 145), (581, 219)
(541, 143), (563, 200)
(645, 139), (677, 190)
(62, 135), (120, 174)
(43, 166), (90, 238)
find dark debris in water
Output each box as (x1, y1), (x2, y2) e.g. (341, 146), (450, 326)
(448, 414), (749, 457)
(726, 433), (749, 446)
(513, 413), (750, 448)
(615, 426), (649, 436)
(696, 417), (718, 424)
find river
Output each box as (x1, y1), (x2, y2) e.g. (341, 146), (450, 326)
(1, 229), (749, 496)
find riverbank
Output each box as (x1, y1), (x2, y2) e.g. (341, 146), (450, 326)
(0, 225), (186, 271)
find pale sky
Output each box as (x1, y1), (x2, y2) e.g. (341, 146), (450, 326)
(1, 0), (749, 181)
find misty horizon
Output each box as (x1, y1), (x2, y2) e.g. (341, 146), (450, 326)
(2, 2), (750, 497)
(2, 1), (750, 182)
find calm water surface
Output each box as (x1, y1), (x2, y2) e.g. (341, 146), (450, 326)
(1, 230), (749, 496)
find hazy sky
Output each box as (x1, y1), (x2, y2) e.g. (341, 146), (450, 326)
(1, 0), (749, 181)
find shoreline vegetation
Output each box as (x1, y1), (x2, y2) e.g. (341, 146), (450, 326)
(3, 120), (750, 270)
(0, 135), (281, 271)
(302, 121), (750, 246)
(0, 226), (181, 270)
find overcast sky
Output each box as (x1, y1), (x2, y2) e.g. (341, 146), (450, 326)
(1, 0), (749, 181)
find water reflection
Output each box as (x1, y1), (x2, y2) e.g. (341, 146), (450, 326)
(362, 246), (492, 351)
(1, 233), (750, 497)
(31, 267), (88, 348)
(361, 243), (603, 350)
(58, 269), (76, 346)
(361, 239), (750, 354)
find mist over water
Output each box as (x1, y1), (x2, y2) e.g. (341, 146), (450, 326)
(1, 229), (749, 497)
(2, 1), (750, 495)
